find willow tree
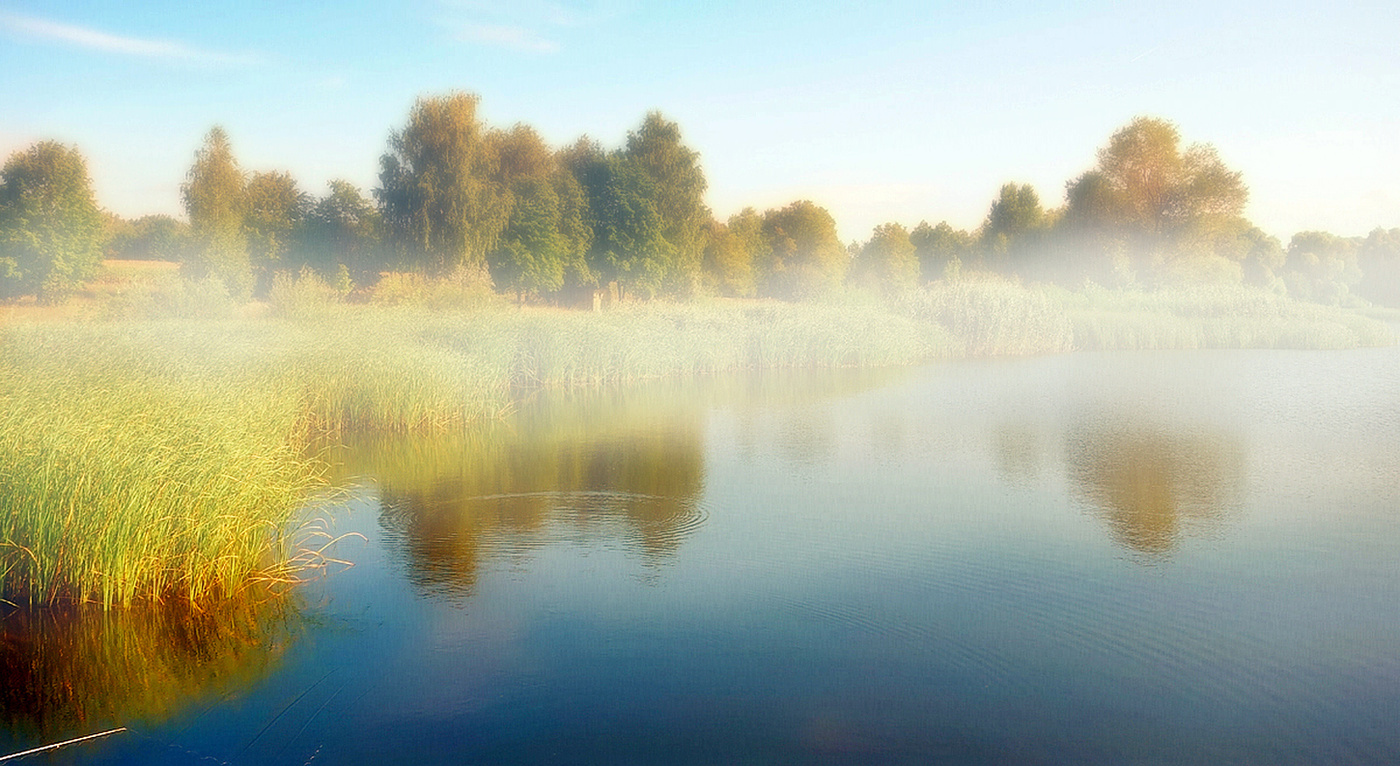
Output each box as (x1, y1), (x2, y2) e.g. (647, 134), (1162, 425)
(0, 141), (104, 302)
(376, 92), (509, 274)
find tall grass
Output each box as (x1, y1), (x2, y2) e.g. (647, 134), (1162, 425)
(0, 326), (322, 607)
(1067, 283), (1396, 350)
(1, 277), (1391, 607)
(0, 301), (939, 606)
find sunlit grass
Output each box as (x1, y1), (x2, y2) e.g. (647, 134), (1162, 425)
(1, 276), (1391, 607)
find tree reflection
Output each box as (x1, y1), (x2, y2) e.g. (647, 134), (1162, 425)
(1066, 421), (1245, 557)
(0, 596), (297, 744)
(340, 385), (707, 597)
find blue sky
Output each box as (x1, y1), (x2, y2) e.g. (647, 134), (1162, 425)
(1, 0), (1396, 242)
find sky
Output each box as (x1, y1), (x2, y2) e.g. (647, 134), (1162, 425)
(1, 0), (1396, 243)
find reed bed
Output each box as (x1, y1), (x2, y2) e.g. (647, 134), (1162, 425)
(1, 284), (1390, 607)
(897, 278), (1075, 356)
(1066, 284), (1396, 350)
(0, 301), (939, 606)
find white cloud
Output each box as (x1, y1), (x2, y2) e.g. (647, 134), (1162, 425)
(0, 12), (264, 66)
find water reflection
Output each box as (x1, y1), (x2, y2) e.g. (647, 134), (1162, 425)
(0, 597), (297, 743)
(1066, 421), (1245, 556)
(333, 385), (707, 597)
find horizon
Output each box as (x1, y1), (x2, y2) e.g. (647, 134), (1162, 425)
(1, 1), (1396, 243)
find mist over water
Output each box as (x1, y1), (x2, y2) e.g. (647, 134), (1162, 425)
(3, 348), (1399, 764)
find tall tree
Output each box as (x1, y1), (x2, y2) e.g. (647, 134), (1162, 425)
(243, 170), (310, 291)
(376, 91), (508, 274)
(622, 112), (709, 291)
(483, 124), (591, 302)
(1064, 117), (1248, 279)
(585, 155), (674, 300)
(182, 126), (250, 296)
(758, 200), (846, 300)
(0, 141), (104, 302)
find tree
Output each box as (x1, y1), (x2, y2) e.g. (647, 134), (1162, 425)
(376, 91), (509, 273)
(1058, 118), (1248, 285)
(758, 200), (846, 300)
(1283, 230), (1361, 304)
(853, 222), (918, 293)
(107, 214), (189, 262)
(243, 170), (310, 291)
(1357, 227), (1400, 307)
(622, 112), (709, 291)
(980, 183), (1046, 270)
(910, 220), (973, 281)
(488, 177), (568, 303)
(1065, 117), (1248, 279)
(700, 207), (762, 297)
(303, 179), (383, 284)
(585, 154), (674, 300)
(482, 124), (593, 303)
(182, 126), (250, 296)
(0, 141), (104, 302)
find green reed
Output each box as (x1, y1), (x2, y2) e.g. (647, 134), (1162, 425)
(1, 284), (1390, 607)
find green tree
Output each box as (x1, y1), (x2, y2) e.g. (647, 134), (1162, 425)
(981, 183), (1046, 270)
(585, 155), (674, 300)
(853, 222), (918, 293)
(376, 91), (509, 273)
(182, 126), (250, 296)
(622, 112), (709, 292)
(482, 124), (592, 303)
(910, 220), (973, 281)
(759, 200), (846, 300)
(303, 179), (383, 284)
(244, 170), (310, 291)
(0, 141), (105, 302)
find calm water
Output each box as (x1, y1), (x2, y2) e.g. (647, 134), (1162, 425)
(4, 346), (1399, 764)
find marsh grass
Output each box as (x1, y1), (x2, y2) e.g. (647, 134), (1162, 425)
(1, 280), (1391, 607)
(1067, 284), (1396, 350)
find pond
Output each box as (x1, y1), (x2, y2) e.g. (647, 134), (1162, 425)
(3, 346), (1399, 764)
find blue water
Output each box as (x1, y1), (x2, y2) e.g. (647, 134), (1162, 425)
(5, 347), (1399, 764)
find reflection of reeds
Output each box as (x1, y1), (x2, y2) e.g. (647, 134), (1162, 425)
(0, 304), (932, 605)
(0, 595), (297, 743)
(1, 287), (1388, 605)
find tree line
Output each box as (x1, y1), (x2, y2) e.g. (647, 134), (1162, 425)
(2, 93), (1397, 306)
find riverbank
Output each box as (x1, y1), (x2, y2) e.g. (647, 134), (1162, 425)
(1, 276), (1393, 606)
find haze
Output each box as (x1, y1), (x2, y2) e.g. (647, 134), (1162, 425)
(1, 0), (1396, 242)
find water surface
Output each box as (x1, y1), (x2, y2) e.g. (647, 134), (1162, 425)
(3, 348), (1398, 764)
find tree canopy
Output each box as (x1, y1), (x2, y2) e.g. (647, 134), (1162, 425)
(181, 126), (251, 296)
(0, 141), (105, 302)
